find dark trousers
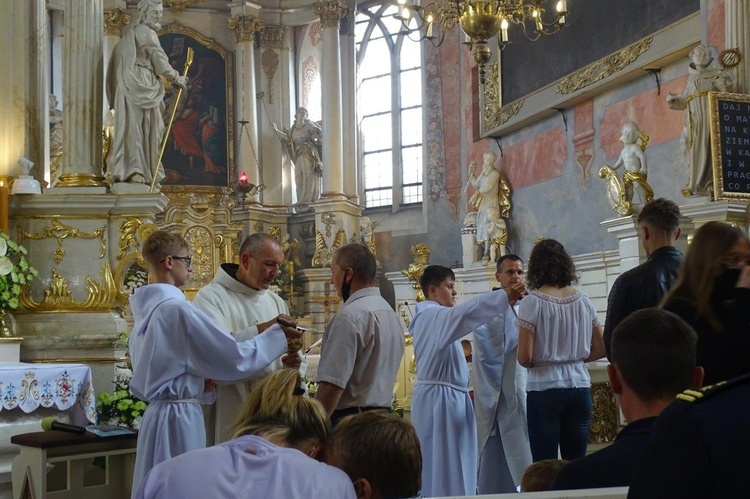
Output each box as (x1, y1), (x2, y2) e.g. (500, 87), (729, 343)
(527, 388), (592, 461)
(331, 406), (390, 426)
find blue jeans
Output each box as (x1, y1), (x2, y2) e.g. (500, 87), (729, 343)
(526, 388), (592, 461)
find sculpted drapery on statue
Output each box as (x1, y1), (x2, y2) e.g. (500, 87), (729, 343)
(467, 151), (510, 262)
(106, 0), (187, 190)
(274, 107), (323, 205)
(667, 44), (734, 197)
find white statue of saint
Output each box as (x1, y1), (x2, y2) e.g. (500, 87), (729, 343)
(106, 0), (187, 190)
(467, 151), (511, 262)
(274, 107), (323, 205)
(667, 44), (733, 197)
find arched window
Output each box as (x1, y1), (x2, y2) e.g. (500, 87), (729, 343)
(356, 2), (423, 209)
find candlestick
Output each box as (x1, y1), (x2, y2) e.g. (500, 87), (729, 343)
(0, 182), (8, 235)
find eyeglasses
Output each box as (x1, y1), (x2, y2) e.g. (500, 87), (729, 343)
(721, 254), (750, 269)
(161, 255), (192, 267)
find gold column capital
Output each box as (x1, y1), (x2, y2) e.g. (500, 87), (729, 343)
(227, 15), (264, 44)
(314, 1), (345, 30)
(103, 8), (131, 37)
(260, 24), (287, 49)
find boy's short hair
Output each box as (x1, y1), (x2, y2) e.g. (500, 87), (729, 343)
(611, 308), (697, 402)
(325, 411), (422, 498)
(142, 231), (189, 270)
(419, 265), (455, 298)
(521, 459), (568, 492)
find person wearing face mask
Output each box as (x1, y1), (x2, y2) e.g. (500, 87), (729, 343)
(660, 221), (750, 385)
(315, 244), (405, 425)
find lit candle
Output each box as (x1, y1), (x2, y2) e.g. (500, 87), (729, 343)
(500, 18), (509, 42)
(239, 171), (249, 184)
(557, 0), (567, 12)
(0, 182), (8, 235)
(425, 14), (434, 39)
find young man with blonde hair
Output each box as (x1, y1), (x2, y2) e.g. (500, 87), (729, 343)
(128, 231), (301, 497)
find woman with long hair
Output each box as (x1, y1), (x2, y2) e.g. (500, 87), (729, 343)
(660, 221), (750, 384)
(517, 239), (605, 462)
(136, 369), (356, 498)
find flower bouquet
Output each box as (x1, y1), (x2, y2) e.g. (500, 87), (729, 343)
(96, 368), (147, 429)
(0, 232), (38, 309)
(0, 232), (38, 336)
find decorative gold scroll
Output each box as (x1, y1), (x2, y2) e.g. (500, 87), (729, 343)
(17, 220), (106, 264)
(20, 260), (117, 312)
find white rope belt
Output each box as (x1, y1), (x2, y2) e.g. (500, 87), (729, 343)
(154, 398), (202, 404)
(416, 380), (470, 393)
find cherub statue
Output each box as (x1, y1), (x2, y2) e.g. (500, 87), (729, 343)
(466, 151), (510, 263)
(599, 122), (654, 216)
(667, 44), (734, 197)
(359, 216), (379, 257)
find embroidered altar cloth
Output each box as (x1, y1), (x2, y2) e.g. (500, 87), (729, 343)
(0, 362), (97, 425)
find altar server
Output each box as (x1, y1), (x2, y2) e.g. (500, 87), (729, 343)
(128, 231), (301, 497)
(409, 265), (518, 497)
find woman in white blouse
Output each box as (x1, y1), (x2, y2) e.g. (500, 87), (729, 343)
(517, 239), (606, 462)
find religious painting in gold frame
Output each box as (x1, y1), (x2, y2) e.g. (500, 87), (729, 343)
(709, 91), (750, 201)
(157, 24), (235, 193)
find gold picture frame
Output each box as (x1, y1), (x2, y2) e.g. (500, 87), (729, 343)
(709, 91), (750, 201)
(157, 24), (236, 194)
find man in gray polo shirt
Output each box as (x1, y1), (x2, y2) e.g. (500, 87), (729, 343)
(316, 243), (405, 425)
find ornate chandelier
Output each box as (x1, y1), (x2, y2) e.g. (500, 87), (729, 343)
(395, 0), (569, 83)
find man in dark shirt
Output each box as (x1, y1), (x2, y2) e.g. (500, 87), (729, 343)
(604, 198), (683, 359)
(551, 308), (704, 491)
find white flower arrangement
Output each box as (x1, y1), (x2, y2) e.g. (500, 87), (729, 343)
(0, 233), (38, 310)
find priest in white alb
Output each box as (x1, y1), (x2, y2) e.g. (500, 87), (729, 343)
(192, 233), (305, 444)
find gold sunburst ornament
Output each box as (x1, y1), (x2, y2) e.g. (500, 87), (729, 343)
(719, 48), (743, 69)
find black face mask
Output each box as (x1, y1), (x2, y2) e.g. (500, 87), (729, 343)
(714, 267), (742, 298)
(341, 280), (351, 302)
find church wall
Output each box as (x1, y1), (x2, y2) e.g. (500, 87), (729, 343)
(373, 7), (717, 272)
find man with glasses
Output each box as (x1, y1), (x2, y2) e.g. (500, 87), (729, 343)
(603, 198), (683, 359)
(128, 230), (301, 495)
(193, 232), (305, 444)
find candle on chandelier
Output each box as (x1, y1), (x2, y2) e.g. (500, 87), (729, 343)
(425, 14), (434, 39)
(239, 171), (249, 184)
(500, 18), (509, 43)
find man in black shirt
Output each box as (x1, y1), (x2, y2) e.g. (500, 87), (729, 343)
(604, 198), (683, 359)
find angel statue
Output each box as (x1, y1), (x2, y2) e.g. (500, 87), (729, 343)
(274, 107), (323, 205)
(466, 151), (511, 264)
(599, 122), (654, 216)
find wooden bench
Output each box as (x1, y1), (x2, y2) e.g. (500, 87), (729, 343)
(11, 430), (137, 499)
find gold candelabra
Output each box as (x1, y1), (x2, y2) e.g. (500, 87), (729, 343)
(395, 0), (569, 83)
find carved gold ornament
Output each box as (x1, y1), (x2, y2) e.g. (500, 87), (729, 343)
(117, 219), (158, 261)
(18, 220), (106, 264)
(103, 8), (131, 37)
(227, 15), (263, 43)
(402, 244), (431, 302)
(321, 212), (336, 238)
(314, 1), (345, 29)
(557, 37), (653, 95)
(589, 382), (618, 443)
(164, 0), (208, 13)
(20, 261), (117, 312)
(312, 229), (347, 268)
(719, 48), (743, 69)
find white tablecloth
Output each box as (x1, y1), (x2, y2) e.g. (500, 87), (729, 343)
(0, 362), (96, 425)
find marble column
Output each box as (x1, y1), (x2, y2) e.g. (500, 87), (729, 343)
(57, 0), (106, 188)
(30, 0), (50, 183)
(725, 0), (750, 93)
(315, 1), (345, 199)
(228, 14), (263, 204)
(340, 4), (358, 202)
(259, 23), (295, 207)
(103, 5), (131, 120)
